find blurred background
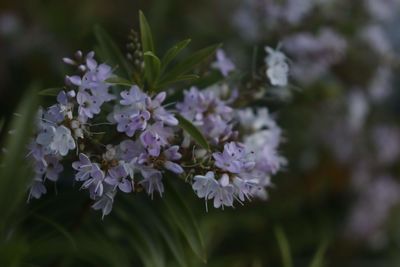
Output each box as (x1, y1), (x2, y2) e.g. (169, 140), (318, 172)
(1, 0), (400, 266)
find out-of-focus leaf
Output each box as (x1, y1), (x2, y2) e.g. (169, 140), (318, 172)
(161, 39), (191, 71)
(0, 117), (5, 134)
(0, 85), (38, 232)
(139, 10), (155, 53)
(38, 87), (62, 96)
(156, 74), (199, 89)
(94, 25), (133, 80)
(143, 51), (161, 85)
(309, 240), (329, 267)
(105, 76), (133, 87)
(158, 43), (220, 87)
(114, 206), (166, 267)
(32, 214), (77, 251)
(274, 226), (293, 267)
(139, 10), (161, 89)
(163, 183), (207, 262)
(176, 114), (210, 151)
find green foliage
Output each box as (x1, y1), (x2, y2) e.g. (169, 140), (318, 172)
(177, 114), (210, 151)
(0, 86), (38, 232)
(39, 87), (62, 96)
(275, 226), (293, 267)
(94, 25), (133, 80)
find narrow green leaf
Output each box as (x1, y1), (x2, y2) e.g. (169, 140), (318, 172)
(274, 226), (293, 267)
(38, 87), (62, 96)
(156, 74), (199, 89)
(308, 240), (329, 267)
(176, 114), (210, 151)
(161, 39), (191, 71)
(139, 10), (155, 53)
(105, 76), (133, 87)
(159, 43), (221, 86)
(163, 183), (207, 262)
(0, 85), (39, 232)
(143, 51), (161, 83)
(94, 25), (133, 80)
(0, 117), (5, 134)
(114, 206), (166, 267)
(32, 214), (77, 251)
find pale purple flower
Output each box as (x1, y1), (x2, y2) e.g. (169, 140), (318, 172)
(105, 164), (133, 193)
(92, 190), (116, 219)
(212, 49), (235, 77)
(213, 142), (255, 174)
(163, 146), (184, 174)
(72, 153), (95, 181)
(77, 91), (101, 119)
(49, 125), (76, 156)
(193, 171), (235, 209)
(28, 176), (47, 200)
(115, 109), (151, 137)
(140, 122), (173, 157)
(192, 171), (219, 209)
(42, 156), (63, 182)
(118, 140), (144, 161)
(147, 92), (178, 126)
(120, 85), (147, 108)
(82, 164), (105, 198)
(140, 169), (164, 198)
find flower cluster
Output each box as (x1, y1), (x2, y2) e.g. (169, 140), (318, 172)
(27, 44), (287, 217)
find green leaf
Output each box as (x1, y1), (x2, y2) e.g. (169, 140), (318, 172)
(38, 87), (62, 96)
(156, 74), (199, 89)
(161, 39), (191, 71)
(105, 76), (133, 87)
(32, 214), (77, 251)
(176, 114), (210, 151)
(114, 206), (166, 267)
(139, 10), (155, 53)
(274, 226), (293, 267)
(143, 51), (161, 83)
(158, 43), (221, 87)
(94, 25), (133, 80)
(0, 85), (39, 233)
(139, 11), (162, 89)
(163, 183), (207, 262)
(308, 240), (329, 267)
(0, 117), (5, 134)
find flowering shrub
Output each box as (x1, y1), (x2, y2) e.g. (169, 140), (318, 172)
(27, 12), (288, 217)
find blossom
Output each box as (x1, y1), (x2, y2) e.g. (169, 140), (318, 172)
(72, 153), (95, 181)
(139, 169), (164, 198)
(192, 172), (235, 210)
(120, 85), (147, 107)
(212, 49), (235, 77)
(104, 164), (133, 193)
(92, 190), (116, 219)
(77, 91), (101, 119)
(115, 109), (151, 137)
(28, 176), (47, 200)
(140, 122), (173, 157)
(213, 142), (255, 174)
(81, 164), (105, 198)
(265, 46), (289, 87)
(49, 126), (76, 156)
(147, 92), (178, 126)
(162, 146), (184, 174)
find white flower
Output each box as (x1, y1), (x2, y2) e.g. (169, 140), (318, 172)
(237, 108), (278, 132)
(50, 125), (76, 156)
(265, 46), (289, 87)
